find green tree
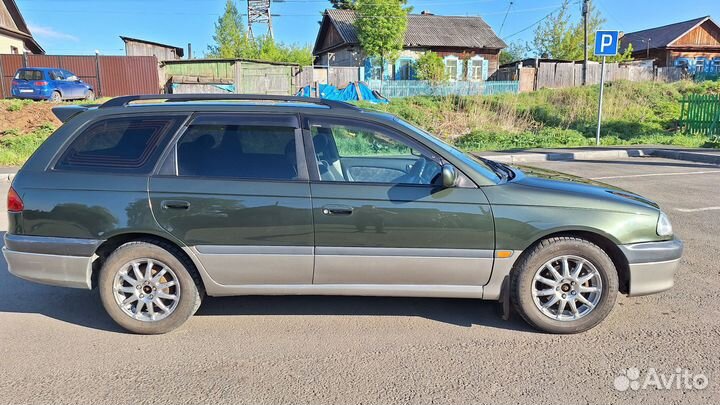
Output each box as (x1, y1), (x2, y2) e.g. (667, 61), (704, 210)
(531, 0), (632, 62)
(207, 0), (253, 58)
(355, 0), (408, 80)
(329, 0), (357, 9)
(329, 0), (409, 10)
(256, 35), (314, 65)
(415, 51), (446, 82)
(499, 41), (529, 65)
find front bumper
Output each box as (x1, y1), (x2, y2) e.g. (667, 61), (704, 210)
(620, 239), (684, 296)
(3, 234), (101, 290)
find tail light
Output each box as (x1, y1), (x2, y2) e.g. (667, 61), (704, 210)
(7, 186), (24, 212)
(11, 80), (19, 86)
(34, 81), (48, 86)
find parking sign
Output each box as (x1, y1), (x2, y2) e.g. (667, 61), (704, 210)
(594, 30), (619, 57)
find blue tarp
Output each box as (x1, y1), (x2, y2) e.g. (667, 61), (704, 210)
(296, 82), (388, 104)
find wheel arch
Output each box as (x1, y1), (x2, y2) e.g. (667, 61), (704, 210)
(515, 229), (630, 295)
(91, 232), (204, 291)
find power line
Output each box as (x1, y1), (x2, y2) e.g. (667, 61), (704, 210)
(502, 6), (563, 41)
(498, 1), (513, 35)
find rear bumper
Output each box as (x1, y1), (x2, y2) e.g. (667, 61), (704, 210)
(2, 234), (101, 290)
(620, 239), (684, 297)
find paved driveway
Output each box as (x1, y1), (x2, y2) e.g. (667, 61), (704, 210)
(0, 157), (718, 404)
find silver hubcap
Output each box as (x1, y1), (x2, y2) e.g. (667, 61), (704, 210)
(112, 258), (180, 322)
(531, 255), (603, 321)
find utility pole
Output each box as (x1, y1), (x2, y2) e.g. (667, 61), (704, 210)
(582, 0), (590, 85)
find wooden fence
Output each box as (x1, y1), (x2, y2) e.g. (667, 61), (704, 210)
(680, 94), (720, 135)
(495, 62), (686, 91)
(296, 66), (361, 88)
(0, 54), (160, 98)
(162, 59), (301, 95)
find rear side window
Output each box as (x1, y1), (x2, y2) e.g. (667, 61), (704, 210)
(176, 122), (299, 180)
(55, 115), (184, 173)
(14, 70), (43, 80)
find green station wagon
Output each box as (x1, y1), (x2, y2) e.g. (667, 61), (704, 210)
(3, 94), (683, 334)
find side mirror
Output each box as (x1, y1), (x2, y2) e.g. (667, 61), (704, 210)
(442, 164), (458, 188)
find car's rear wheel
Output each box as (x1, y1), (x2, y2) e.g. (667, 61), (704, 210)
(510, 236), (618, 334)
(49, 91), (61, 103)
(98, 240), (203, 334)
(85, 90), (95, 101)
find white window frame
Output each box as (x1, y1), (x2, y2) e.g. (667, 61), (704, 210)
(444, 55), (459, 80)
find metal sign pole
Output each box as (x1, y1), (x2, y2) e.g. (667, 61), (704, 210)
(596, 56), (606, 146)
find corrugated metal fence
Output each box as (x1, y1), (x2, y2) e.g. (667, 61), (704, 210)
(367, 80), (519, 98)
(0, 54), (160, 98)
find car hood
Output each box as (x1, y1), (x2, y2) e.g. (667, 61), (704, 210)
(503, 165), (660, 211)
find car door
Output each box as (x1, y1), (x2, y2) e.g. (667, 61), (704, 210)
(49, 69), (68, 97)
(63, 70), (84, 98)
(304, 115), (495, 286)
(149, 113), (314, 286)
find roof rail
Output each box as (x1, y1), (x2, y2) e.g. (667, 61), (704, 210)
(99, 94), (360, 110)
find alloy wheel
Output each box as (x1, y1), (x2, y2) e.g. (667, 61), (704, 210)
(112, 258), (181, 322)
(531, 255), (603, 321)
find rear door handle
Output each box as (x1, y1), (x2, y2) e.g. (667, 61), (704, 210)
(161, 200), (191, 210)
(321, 204), (353, 216)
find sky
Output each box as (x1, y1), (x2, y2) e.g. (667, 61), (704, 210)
(15, 0), (720, 56)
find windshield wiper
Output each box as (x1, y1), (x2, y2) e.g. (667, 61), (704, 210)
(478, 157), (509, 182)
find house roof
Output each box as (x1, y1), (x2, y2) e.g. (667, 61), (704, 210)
(620, 16), (716, 53)
(314, 9), (506, 55)
(0, 0), (44, 54)
(120, 36), (185, 57)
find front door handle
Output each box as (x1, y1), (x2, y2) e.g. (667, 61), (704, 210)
(161, 200), (191, 210)
(321, 204), (353, 216)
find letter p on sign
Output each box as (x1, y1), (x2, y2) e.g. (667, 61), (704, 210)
(594, 30), (619, 57)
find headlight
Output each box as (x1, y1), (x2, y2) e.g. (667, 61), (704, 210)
(656, 211), (673, 236)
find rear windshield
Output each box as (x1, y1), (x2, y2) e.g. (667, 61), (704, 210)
(14, 70), (43, 81)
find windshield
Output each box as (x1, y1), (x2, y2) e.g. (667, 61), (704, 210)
(394, 117), (502, 183)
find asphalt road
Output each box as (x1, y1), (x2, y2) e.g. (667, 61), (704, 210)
(0, 157), (718, 404)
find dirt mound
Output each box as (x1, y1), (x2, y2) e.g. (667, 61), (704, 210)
(0, 102), (62, 133)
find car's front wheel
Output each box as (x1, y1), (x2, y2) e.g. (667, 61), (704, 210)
(85, 90), (95, 101)
(510, 236), (618, 334)
(98, 240), (203, 334)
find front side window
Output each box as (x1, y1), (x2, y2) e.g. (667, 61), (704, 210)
(176, 122), (298, 180)
(310, 119), (442, 185)
(56, 115), (184, 173)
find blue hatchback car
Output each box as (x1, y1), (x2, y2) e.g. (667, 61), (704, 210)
(11, 68), (94, 102)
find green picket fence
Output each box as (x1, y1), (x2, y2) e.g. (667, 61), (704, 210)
(679, 94), (720, 135)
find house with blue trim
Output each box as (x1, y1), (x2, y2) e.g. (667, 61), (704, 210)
(312, 9), (506, 81)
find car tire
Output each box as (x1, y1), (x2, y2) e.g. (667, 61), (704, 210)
(510, 236), (618, 334)
(85, 90), (95, 101)
(50, 91), (62, 103)
(98, 240), (204, 334)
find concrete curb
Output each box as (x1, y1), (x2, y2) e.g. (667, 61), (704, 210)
(475, 148), (654, 164)
(650, 149), (720, 165)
